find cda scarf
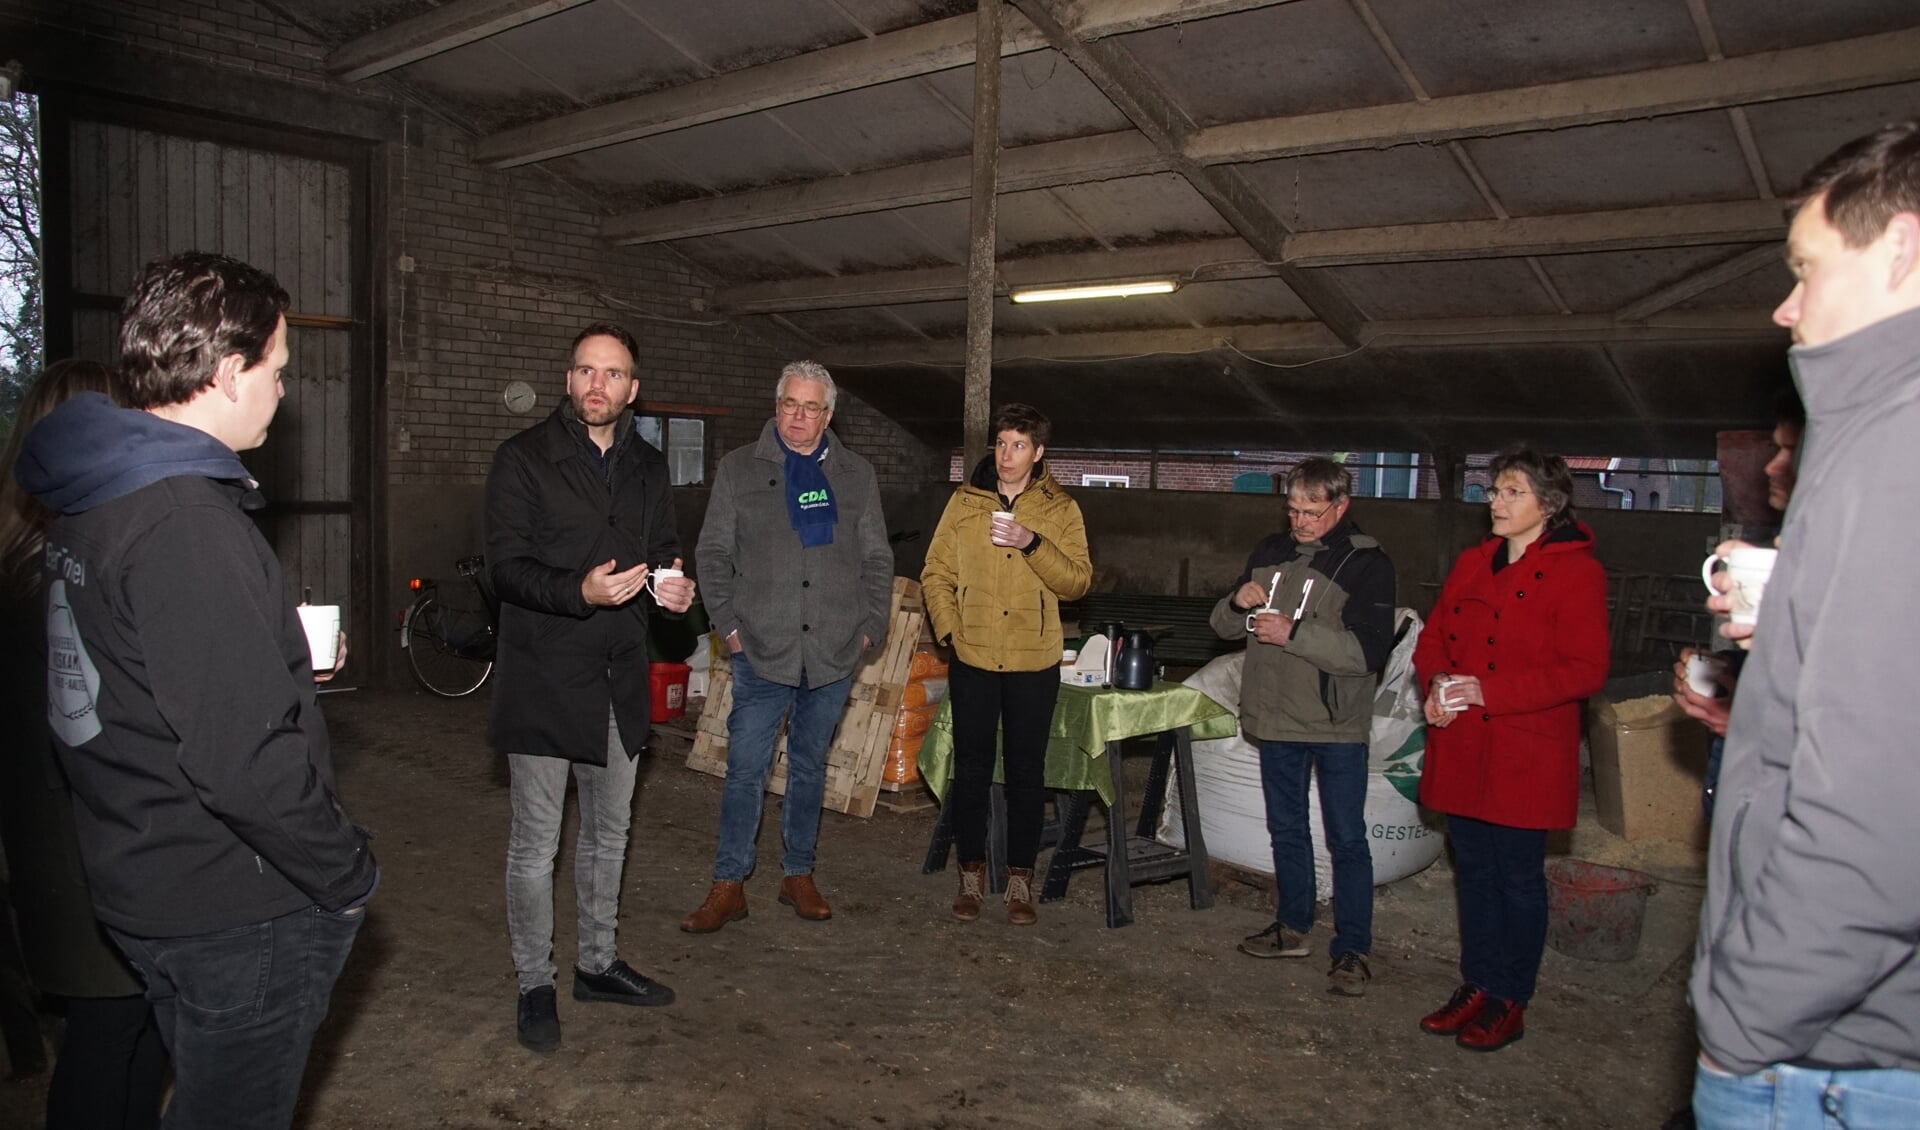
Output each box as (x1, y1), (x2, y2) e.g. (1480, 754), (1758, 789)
(779, 432), (838, 547)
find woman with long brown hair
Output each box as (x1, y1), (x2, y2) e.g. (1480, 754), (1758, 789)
(0, 360), (168, 1128)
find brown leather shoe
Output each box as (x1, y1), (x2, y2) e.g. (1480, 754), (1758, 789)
(1005, 867), (1037, 926)
(778, 874), (832, 921)
(952, 861), (986, 922)
(680, 881), (747, 933)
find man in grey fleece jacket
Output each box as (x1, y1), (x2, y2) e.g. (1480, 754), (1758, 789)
(681, 361), (893, 934)
(1689, 120), (1920, 1127)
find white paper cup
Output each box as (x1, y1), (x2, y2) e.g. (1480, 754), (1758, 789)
(1435, 676), (1468, 712)
(1686, 653), (1730, 698)
(1702, 546), (1778, 626)
(990, 511), (1018, 546)
(298, 604), (341, 670)
(643, 566), (684, 599)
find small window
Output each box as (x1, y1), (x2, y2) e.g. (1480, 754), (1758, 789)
(1463, 483), (1486, 503)
(635, 416), (707, 485)
(1081, 474), (1130, 488)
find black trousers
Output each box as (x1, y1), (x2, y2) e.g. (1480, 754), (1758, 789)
(948, 659), (1059, 870)
(47, 993), (167, 1130)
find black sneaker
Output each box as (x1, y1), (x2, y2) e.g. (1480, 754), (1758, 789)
(1237, 922), (1311, 959)
(516, 985), (561, 1053)
(573, 959), (676, 1007)
(1327, 951), (1371, 997)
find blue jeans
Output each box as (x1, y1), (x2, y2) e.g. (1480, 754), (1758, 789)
(713, 653), (853, 882)
(1257, 740), (1373, 957)
(506, 710), (637, 993)
(1447, 813), (1548, 1005)
(1695, 1060), (1920, 1129)
(109, 904), (363, 1130)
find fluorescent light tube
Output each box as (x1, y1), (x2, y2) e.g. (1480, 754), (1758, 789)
(1010, 279), (1179, 304)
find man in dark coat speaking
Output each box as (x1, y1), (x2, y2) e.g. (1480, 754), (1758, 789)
(485, 322), (695, 1053)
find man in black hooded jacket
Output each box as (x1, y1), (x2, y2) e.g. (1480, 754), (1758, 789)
(17, 252), (376, 1130)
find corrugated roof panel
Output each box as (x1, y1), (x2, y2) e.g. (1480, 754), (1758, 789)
(1536, 245), (1753, 314)
(1709, 0), (1920, 56)
(1115, 2), (1409, 126)
(1322, 259), (1562, 321)
(1743, 82), (1920, 196)
(1366, 0), (1702, 98)
(1462, 111), (1756, 216)
(1241, 146), (1493, 231)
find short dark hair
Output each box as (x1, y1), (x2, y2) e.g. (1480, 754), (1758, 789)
(1775, 386), (1807, 431)
(1285, 457), (1351, 504)
(1787, 119), (1920, 248)
(991, 403), (1051, 448)
(1489, 448), (1576, 529)
(571, 322), (640, 365)
(118, 253), (290, 410)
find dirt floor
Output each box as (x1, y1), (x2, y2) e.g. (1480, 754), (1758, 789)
(3, 685), (1709, 1129)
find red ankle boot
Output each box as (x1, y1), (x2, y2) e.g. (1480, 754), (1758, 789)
(1456, 997), (1524, 1052)
(1419, 984), (1488, 1036)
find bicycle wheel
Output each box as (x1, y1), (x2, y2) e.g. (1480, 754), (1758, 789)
(402, 594), (495, 698)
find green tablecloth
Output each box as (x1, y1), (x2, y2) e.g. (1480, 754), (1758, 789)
(917, 680), (1236, 806)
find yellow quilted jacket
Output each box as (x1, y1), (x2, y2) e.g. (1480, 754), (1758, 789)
(921, 461), (1092, 673)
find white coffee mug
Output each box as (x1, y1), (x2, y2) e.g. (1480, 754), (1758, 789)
(1685, 652), (1730, 698)
(1245, 609), (1280, 633)
(1434, 675), (1468, 712)
(1702, 545), (1778, 626)
(297, 604), (341, 671)
(643, 566), (685, 599)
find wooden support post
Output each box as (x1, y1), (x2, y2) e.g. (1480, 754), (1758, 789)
(962, 0), (1001, 472)
(1432, 446), (1461, 587)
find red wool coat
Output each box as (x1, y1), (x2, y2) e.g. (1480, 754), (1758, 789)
(1413, 524), (1611, 829)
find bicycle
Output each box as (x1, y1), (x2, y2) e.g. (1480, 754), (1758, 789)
(400, 554), (498, 697)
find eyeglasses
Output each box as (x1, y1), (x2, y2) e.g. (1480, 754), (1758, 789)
(1488, 486), (1532, 503)
(570, 365), (631, 385)
(1287, 502), (1334, 522)
(777, 397), (827, 420)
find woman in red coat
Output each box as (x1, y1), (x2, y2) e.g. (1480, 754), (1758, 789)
(1411, 449), (1610, 1053)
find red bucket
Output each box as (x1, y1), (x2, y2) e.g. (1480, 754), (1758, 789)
(1545, 859), (1657, 963)
(648, 662), (691, 723)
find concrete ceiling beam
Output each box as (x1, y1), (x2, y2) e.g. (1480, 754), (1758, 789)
(602, 131), (1162, 243)
(326, 0), (594, 83)
(476, 0), (1298, 167)
(711, 202), (1784, 313)
(810, 309), (1783, 366)
(602, 28), (1915, 244)
(1189, 27), (1920, 163)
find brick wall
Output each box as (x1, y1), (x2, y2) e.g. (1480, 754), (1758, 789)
(382, 112), (937, 488)
(7, 0), (943, 491)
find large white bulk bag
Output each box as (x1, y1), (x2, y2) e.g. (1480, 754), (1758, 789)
(1158, 610), (1443, 895)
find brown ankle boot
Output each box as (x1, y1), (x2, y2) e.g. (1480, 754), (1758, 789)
(952, 861), (986, 922)
(680, 881), (747, 934)
(1005, 867), (1037, 926)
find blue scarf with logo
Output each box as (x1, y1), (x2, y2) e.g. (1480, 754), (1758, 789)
(779, 431), (838, 547)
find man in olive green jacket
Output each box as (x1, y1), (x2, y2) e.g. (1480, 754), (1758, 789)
(1211, 458), (1395, 995)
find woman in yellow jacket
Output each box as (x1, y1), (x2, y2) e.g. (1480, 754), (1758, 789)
(922, 404), (1092, 925)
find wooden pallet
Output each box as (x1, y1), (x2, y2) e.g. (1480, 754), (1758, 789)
(686, 577), (926, 819)
(875, 780), (937, 814)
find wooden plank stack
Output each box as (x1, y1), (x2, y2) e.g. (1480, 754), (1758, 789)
(686, 577), (928, 818)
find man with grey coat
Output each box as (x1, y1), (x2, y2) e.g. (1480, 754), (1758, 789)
(681, 361), (893, 933)
(1690, 120), (1920, 1126)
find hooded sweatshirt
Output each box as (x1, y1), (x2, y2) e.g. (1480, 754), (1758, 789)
(1690, 305), (1920, 1076)
(16, 393), (375, 938)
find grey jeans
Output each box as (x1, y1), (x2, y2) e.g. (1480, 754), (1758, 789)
(505, 711), (638, 993)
